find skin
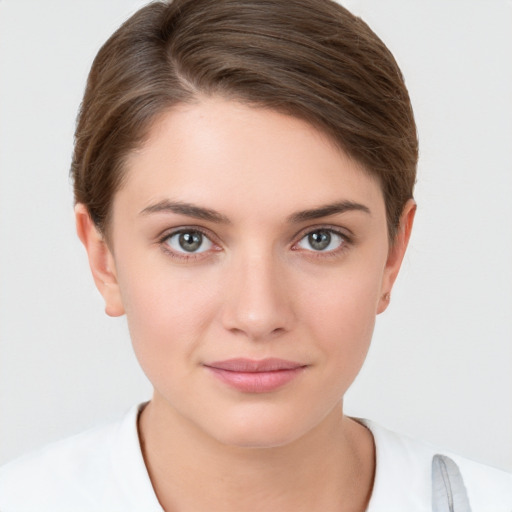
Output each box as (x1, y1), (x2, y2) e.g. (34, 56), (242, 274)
(76, 97), (415, 511)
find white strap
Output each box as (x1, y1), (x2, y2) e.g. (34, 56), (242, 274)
(432, 454), (472, 512)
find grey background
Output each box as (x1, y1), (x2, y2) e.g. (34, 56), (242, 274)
(1, 0), (511, 470)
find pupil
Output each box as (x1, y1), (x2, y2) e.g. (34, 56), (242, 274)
(179, 231), (202, 252)
(309, 230), (331, 251)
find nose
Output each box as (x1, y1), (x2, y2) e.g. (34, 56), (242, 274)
(220, 252), (295, 341)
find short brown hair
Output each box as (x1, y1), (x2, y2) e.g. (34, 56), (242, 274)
(71, 0), (418, 239)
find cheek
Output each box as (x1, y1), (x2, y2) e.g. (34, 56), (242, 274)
(116, 261), (222, 377)
(298, 264), (383, 377)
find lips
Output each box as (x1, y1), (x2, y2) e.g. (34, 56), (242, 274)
(204, 358), (307, 393)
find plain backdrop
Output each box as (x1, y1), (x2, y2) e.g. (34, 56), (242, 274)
(1, 0), (511, 470)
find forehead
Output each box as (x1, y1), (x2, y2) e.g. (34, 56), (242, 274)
(118, 98), (385, 221)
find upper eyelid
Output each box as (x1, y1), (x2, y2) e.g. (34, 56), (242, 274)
(158, 225), (218, 244)
(158, 227), (220, 260)
(291, 224), (353, 244)
(156, 224), (353, 249)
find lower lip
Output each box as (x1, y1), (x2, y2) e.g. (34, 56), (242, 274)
(206, 367), (305, 393)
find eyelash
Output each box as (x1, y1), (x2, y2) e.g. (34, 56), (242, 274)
(157, 225), (353, 261)
(291, 225), (352, 259)
(158, 227), (221, 262)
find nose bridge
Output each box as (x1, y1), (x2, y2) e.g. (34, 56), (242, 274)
(221, 243), (293, 340)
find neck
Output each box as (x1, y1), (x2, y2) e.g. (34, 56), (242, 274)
(138, 395), (375, 512)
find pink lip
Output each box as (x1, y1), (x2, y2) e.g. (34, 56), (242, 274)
(204, 358), (307, 393)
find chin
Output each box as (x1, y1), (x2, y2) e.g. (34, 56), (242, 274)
(201, 404), (327, 450)
(214, 424), (304, 450)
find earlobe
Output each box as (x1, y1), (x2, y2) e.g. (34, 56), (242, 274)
(377, 199), (416, 314)
(74, 204), (125, 317)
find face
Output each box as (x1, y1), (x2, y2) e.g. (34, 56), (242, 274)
(77, 98), (414, 449)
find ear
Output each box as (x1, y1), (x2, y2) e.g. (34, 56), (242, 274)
(75, 204), (125, 317)
(377, 199), (416, 314)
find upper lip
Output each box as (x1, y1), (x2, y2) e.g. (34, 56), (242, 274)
(205, 358), (306, 372)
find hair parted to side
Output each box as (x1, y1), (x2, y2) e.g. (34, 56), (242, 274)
(71, 0), (418, 239)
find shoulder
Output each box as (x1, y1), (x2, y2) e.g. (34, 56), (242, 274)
(361, 419), (512, 512)
(0, 404), (162, 512)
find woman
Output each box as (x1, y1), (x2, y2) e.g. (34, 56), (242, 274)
(0, 0), (510, 510)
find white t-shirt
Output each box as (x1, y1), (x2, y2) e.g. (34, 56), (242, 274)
(0, 404), (511, 511)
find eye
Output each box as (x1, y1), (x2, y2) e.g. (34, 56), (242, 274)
(296, 229), (345, 252)
(164, 230), (213, 253)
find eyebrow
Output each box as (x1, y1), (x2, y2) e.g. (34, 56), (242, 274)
(139, 199), (370, 224)
(287, 200), (371, 223)
(140, 200), (230, 224)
